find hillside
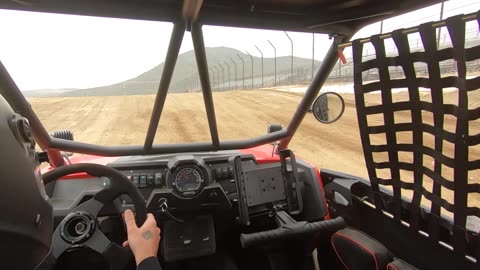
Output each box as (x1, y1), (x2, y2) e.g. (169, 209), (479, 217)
(30, 47), (319, 97)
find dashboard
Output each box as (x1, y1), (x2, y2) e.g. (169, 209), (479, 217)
(112, 154), (238, 214)
(46, 151), (329, 262)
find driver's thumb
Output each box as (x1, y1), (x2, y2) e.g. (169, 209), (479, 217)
(123, 209), (137, 232)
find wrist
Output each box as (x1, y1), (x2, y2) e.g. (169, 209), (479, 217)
(135, 254), (157, 266)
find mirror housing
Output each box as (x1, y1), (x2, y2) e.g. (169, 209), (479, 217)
(311, 92), (345, 124)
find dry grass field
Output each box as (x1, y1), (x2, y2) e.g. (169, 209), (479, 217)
(28, 88), (479, 211)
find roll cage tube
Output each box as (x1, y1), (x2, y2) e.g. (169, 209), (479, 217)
(1, 1), (469, 158)
(277, 35), (348, 150)
(144, 21), (185, 150)
(0, 62), (65, 167)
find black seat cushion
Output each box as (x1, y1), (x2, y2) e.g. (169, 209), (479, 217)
(387, 259), (419, 270)
(331, 227), (392, 270)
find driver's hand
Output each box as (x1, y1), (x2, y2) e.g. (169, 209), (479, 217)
(123, 209), (161, 266)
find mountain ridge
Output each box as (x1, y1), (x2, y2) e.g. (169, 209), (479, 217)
(25, 47), (320, 97)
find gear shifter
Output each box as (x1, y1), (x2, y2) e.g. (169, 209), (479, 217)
(157, 198), (184, 223)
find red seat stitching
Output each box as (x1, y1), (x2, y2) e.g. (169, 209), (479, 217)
(331, 232), (380, 270)
(331, 234), (350, 270)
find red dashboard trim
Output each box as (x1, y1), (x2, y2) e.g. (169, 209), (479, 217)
(313, 167), (331, 220)
(41, 155), (119, 180)
(239, 145), (280, 164)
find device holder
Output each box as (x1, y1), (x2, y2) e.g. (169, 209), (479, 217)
(230, 151), (303, 226)
(229, 156), (250, 226)
(279, 149), (303, 214)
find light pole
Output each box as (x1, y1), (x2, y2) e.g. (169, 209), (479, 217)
(218, 64), (225, 91)
(267, 40), (276, 86)
(245, 50), (254, 88)
(237, 53), (245, 89)
(209, 67), (215, 90)
(213, 66), (220, 90)
(230, 58), (237, 90)
(194, 75), (197, 92)
(312, 33), (315, 80)
(194, 74), (199, 92)
(255, 45), (264, 87)
(437, 1), (445, 47)
(224, 61), (231, 91)
(284, 31), (293, 84)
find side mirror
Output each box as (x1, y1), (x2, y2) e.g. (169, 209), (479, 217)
(311, 92), (345, 124)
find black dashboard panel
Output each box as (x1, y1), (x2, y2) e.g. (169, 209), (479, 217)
(46, 151), (329, 262)
(110, 155), (235, 213)
(48, 151), (329, 225)
(147, 183), (231, 212)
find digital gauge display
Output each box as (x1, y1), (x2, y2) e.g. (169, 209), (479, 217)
(172, 166), (204, 195)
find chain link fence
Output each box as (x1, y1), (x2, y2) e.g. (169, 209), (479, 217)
(123, 24), (479, 94)
(199, 27), (480, 92)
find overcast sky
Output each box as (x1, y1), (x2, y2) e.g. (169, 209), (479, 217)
(0, 0), (478, 90)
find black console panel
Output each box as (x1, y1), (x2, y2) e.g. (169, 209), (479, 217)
(110, 155), (237, 214)
(110, 154), (300, 219)
(49, 151), (329, 229)
(48, 151), (329, 262)
(162, 215), (216, 262)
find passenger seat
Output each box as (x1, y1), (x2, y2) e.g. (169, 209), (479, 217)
(331, 228), (418, 270)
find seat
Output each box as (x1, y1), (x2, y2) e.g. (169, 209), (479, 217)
(331, 227), (420, 270)
(331, 227), (392, 270)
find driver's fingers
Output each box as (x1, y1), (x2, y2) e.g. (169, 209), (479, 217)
(122, 241), (129, 248)
(142, 213), (157, 228)
(123, 209), (137, 232)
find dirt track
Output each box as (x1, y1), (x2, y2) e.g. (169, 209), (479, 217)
(28, 89), (479, 209)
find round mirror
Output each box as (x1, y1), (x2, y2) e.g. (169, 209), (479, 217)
(311, 92), (345, 124)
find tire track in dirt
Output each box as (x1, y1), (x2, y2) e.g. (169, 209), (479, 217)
(155, 93), (210, 143)
(226, 92), (290, 125)
(213, 91), (287, 140)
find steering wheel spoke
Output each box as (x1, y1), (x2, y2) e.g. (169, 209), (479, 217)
(72, 197), (104, 217)
(103, 242), (133, 270)
(51, 226), (74, 259)
(86, 230), (131, 270)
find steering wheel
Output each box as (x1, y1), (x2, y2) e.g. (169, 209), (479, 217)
(42, 163), (147, 270)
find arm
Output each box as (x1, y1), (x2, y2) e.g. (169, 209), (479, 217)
(123, 209), (162, 270)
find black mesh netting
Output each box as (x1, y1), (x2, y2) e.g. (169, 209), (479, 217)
(352, 12), (480, 259)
